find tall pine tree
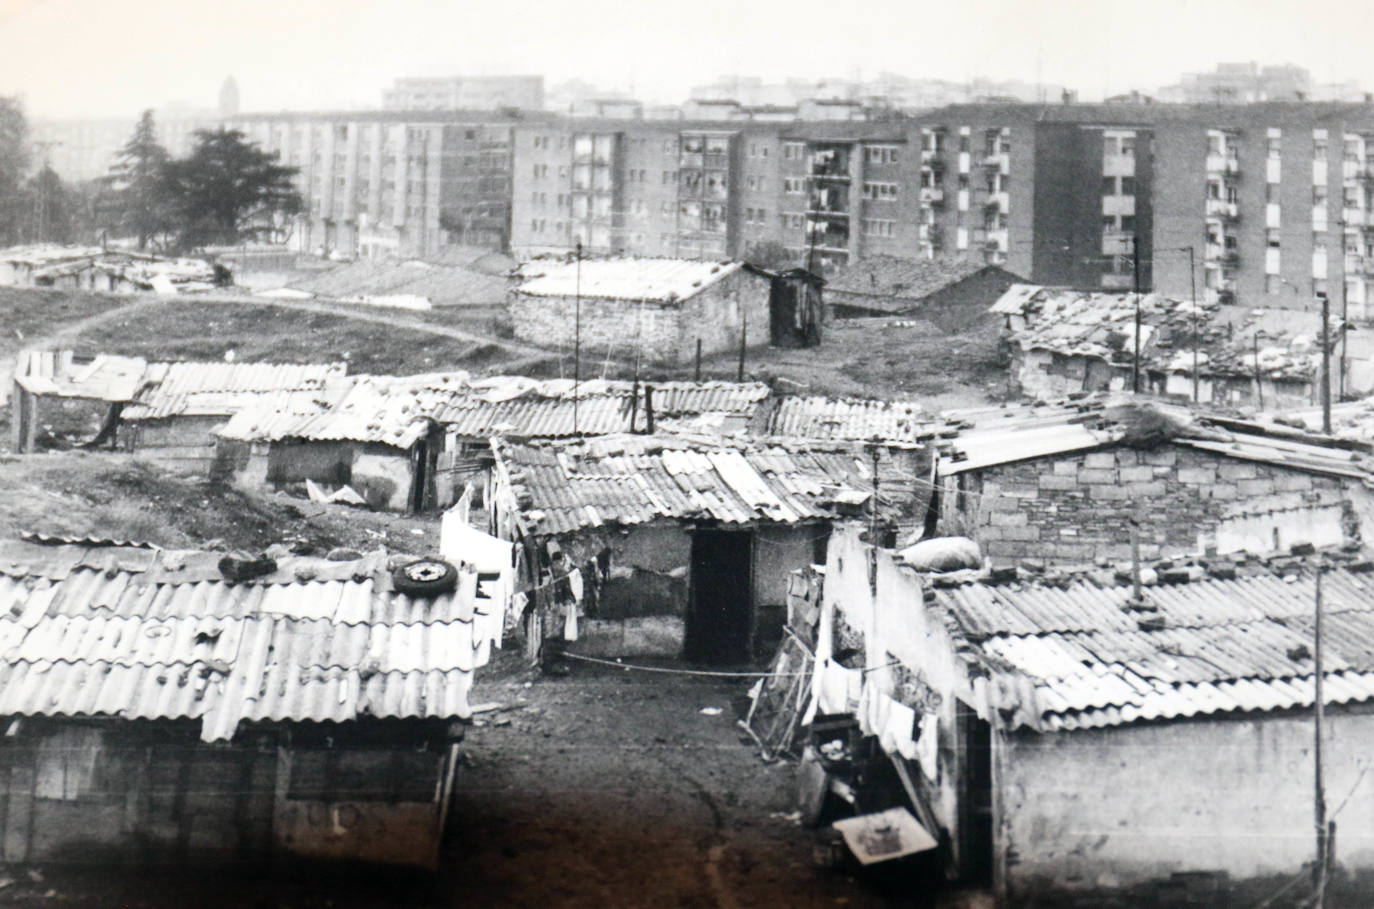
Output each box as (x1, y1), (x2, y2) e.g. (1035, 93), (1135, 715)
(162, 128), (301, 249)
(105, 110), (171, 250)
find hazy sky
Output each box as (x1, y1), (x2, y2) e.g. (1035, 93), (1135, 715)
(0, 0), (1368, 118)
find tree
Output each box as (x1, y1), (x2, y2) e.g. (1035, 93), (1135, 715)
(20, 165), (78, 244)
(743, 240), (799, 272)
(0, 96), (31, 246)
(162, 128), (302, 250)
(104, 110), (172, 250)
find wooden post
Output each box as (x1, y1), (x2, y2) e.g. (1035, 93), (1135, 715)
(644, 385), (655, 434)
(695, 338), (702, 382)
(738, 308), (747, 381)
(1314, 562), (1328, 907)
(1319, 291), (1332, 434)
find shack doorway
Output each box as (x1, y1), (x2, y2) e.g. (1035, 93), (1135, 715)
(684, 530), (753, 664)
(956, 701), (994, 884)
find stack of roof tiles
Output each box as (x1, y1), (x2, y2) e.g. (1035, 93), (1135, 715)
(0, 539), (494, 743)
(494, 433), (884, 536)
(936, 565), (1374, 733)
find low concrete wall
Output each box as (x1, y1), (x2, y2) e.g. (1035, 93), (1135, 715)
(1002, 705), (1374, 901)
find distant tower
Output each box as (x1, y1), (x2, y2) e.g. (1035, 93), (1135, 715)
(218, 76), (240, 117)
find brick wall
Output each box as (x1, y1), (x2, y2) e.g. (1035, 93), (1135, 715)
(959, 443), (1353, 564)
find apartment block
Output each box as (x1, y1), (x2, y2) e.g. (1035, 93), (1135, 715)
(382, 76), (545, 112)
(503, 102), (1374, 320)
(231, 110), (541, 258)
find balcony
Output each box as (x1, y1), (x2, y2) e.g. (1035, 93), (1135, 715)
(1206, 154), (1240, 175)
(920, 187), (945, 205)
(1221, 250), (1241, 268)
(1344, 208), (1369, 227)
(1205, 199), (1240, 221)
(982, 192), (1009, 214)
(1102, 231), (1134, 256)
(703, 152), (729, 169)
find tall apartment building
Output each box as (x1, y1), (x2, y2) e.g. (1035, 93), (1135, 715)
(505, 102), (1374, 322)
(382, 76), (545, 112)
(32, 111), (221, 183)
(230, 110), (543, 258)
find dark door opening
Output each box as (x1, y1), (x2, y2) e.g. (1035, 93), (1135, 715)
(684, 530), (753, 664)
(956, 700), (994, 884)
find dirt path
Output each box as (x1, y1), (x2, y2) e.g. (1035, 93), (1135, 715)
(441, 656), (972, 909)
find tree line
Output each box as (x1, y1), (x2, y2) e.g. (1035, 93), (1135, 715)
(0, 99), (304, 254)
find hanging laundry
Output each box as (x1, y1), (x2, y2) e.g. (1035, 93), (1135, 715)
(916, 712), (939, 782)
(563, 597), (578, 641)
(567, 567), (584, 603)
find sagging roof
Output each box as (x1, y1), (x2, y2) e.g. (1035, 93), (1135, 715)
(513, 257), (750, 303)
(766, 395), (946, 445)
(935, 397), (1374, 478)
(13, 351), (347, 419)
(217, 375), (771, 446)
(824, 255), (1005, 310)
(0, 539), (497, 742)
(493, 433), (887, 536)
(935, 561), (1374, 733)
(124, 361), (348, 420)
(991, 284), (1332, 382)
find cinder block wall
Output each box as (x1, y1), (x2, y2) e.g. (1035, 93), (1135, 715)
(963, 444), (1351, 564)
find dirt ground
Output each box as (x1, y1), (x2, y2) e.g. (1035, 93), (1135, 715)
(0, 651), (990, 909)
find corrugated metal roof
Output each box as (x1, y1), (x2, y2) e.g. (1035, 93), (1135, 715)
(767, 396), (944, 445)
(124, 361), (348, 420)
(935, 569), (1374, 732)
(13, 350), (149, 401)
(495, 434), (883, 535)
(0, 540), (495, 742)
(514, 257), (749, 303)
(218, 376), (771, 445)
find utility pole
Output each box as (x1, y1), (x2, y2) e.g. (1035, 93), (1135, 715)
(1314, 560), (1329, 908)
(1186, 245), (1199, 404)
(1319, 291), (1332, 434)
(574, 240), (582, 436)
(1132, 233), (1142, 394)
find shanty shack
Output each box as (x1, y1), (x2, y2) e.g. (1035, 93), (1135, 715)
(933, 398), (1374, 566)
(804, 526), (1374, 906)
(487, 433), (908, 664)
(0, 244), (221, 294)
(0, 537), (499, 869)
(217, 373), (773, 513)
(10, 350), (346, 475)
(824, 255), (1019, 327)
(991, 283), (1374, 409)
(509, 257), (772, 364)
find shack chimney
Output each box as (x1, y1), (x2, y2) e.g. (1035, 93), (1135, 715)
(1129, 518), (1143, 604)
(645, 385), (655, 434)
(629, 377), (641, 433)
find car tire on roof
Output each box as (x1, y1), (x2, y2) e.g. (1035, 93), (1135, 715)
(218, 551), (278, 582)
(392, 558), (459, 597)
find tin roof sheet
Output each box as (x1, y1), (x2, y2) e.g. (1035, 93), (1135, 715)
(0, 540), (495, 741)
(494, 434), (883, 535)
(935, 569), (1374, 732)
(514, 257), (748, 303)
(766, 396), (945, 445)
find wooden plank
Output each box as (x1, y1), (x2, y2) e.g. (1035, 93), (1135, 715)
(3, 765), (34, 863)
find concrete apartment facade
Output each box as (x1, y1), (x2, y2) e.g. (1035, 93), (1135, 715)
(229, 110), (547, 259)
(507, 102), (1374, 323)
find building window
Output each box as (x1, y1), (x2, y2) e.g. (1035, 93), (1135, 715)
(865, 146), (899, 164)
(862, 219), (895, 237)
(1120, 215), (1136, 232)
(1314, 186), (1329, 205)
(1120, 176), (1136, 196)
(1121, 137), (1136, 157)
(1102, 176), (1117, 195)
(862, 182), (898, 201)
(1315, 130), (1329, 159)
(1314, 278), (1328, 296)
(783, 142), (804, 160)
(1267, 228), (1281, 248)
(784, 177), (805, 194)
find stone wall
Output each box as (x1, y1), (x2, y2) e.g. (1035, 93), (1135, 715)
(509, 268), (771, 364)
(958, 443), (1354, 564)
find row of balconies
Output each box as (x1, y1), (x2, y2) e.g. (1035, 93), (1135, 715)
(1205, 154), (1241, 175)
